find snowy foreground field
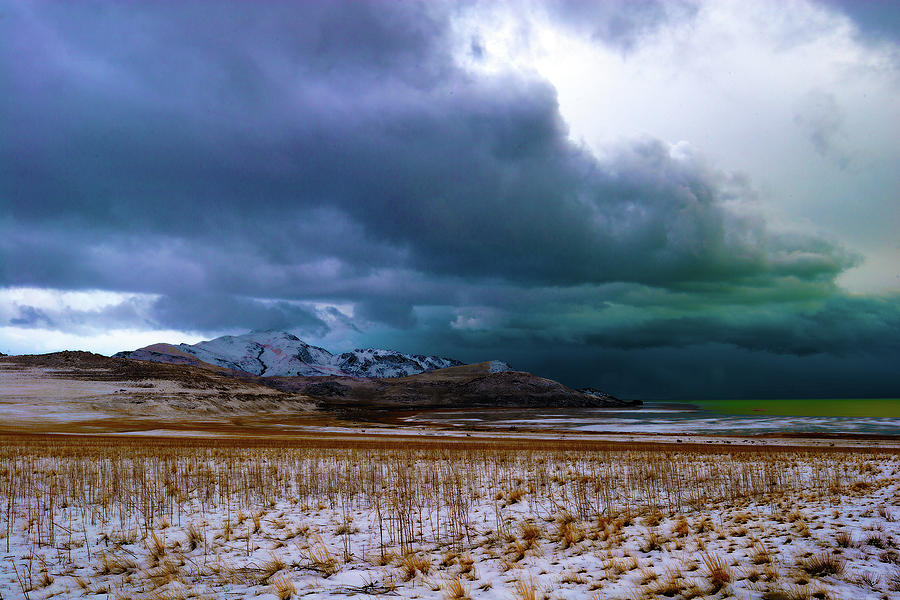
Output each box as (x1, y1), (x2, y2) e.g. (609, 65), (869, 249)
(0, 435), (898, 600)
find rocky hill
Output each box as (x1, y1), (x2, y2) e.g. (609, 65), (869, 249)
(115, 331), (478, 378)
(2, 351), (635, 431)
(267, 362), (638, 410)
(110, 331), (635, 411)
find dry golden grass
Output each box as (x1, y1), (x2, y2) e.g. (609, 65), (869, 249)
(400, 553), (433, 581)
(510, 574), (539, 600)
(798, 552), (845, 576)
(302, 535), (338, 577)
(97, 550), (136, 575)
(0, 433), (895, 599)
(673, 516), (690, 536)
(520, 521), (542, 544)
(647, 568), (685, 598)
(442, 575), (471, 600)
(270, 573), (295, 599)
(702, 552), (733, 591)
(888, 567), (900, 592)
(752, 541), (774, 564)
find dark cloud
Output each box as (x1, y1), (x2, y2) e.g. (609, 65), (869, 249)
(1, 296), (148, 332)
(355, 300), (417, 330)
(580, 297), (900, 356)
(354, 315), (900, 400)
(452, 289), (900, 355)
(794, 91), (851, 169)
(546, 0), (697, 52)
(531, 344), (900, 400)
(817, 0), (900, 45)
(1, 293), (328, 338)
(9, 306), (55, 328)
(1, 19), (850, 293)
(149, 294), (328, 336)
(1, 1), (897, 398)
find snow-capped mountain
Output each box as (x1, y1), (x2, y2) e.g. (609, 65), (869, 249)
(115, 331), (470, 378)
(333, 348), (460, 378)
(180, 331), (341, 377)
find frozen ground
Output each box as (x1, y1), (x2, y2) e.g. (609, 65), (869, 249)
(0, 435), (897, 600)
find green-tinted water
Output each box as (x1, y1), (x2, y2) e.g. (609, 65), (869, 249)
(681, 398), (900, 418)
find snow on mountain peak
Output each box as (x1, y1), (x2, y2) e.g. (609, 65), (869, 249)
(488, 360), (513, 373)
(334, 348), (463, 378)
(126, 331), (468, 378)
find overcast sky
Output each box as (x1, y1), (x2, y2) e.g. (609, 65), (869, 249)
(2, 0), (899, 399)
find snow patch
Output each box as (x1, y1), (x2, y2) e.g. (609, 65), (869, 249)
(488, 360), (512, 373)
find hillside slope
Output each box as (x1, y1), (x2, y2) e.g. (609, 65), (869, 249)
(268, 361), (638, 410)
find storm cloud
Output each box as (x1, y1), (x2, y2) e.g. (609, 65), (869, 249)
(1, 0), (898, 398)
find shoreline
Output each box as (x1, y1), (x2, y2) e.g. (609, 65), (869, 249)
(1, 422), (898, 453)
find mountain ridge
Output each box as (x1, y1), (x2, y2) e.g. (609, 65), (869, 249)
(111, 331), (637, 410)
(0, 350), (637, 436)
(115, 330), (505, 379)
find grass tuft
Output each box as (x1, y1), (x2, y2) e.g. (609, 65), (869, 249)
(701, 552), (732, 592)
(400, 553), (432, 581)
(270, 573), (295, 600)
(510, 574), (539, 600)
(442, 575), (471, 600)
(798, 552), (844, 576)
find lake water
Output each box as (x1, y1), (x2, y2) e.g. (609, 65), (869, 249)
(402, 402), (900, 435)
